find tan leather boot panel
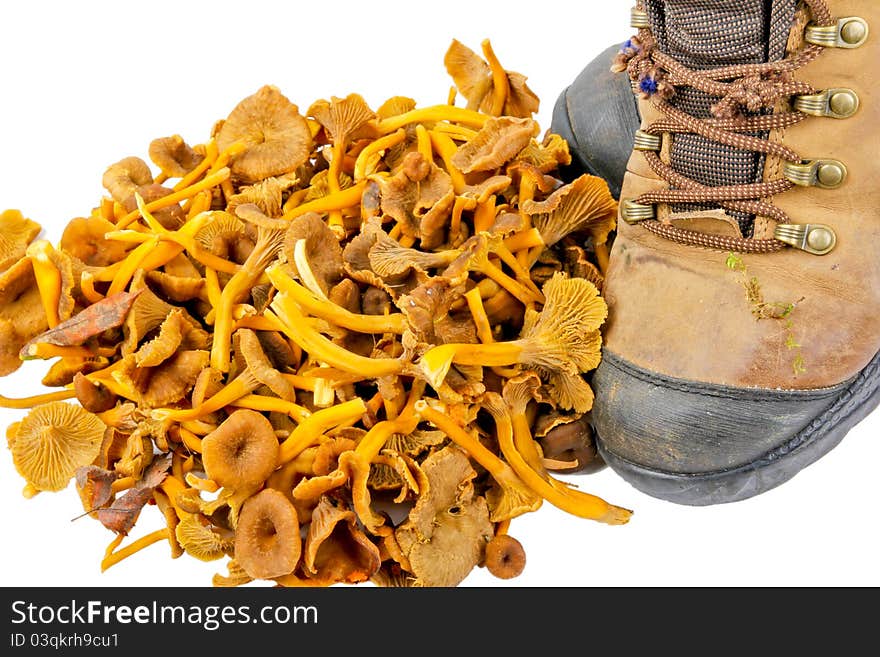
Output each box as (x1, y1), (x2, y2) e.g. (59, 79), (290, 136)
(603, 0), (880, 391)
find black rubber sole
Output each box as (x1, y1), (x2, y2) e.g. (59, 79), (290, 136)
(593, 348), (880, 506)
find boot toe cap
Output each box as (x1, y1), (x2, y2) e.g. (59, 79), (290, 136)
(591, 350), (850, 505)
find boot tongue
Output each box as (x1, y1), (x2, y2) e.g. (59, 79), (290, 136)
(644, 0), (798, 235)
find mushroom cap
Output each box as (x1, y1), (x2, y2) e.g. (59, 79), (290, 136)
(1, 209), (42, 272)
(102, 156), (153, 202)
(60, 216), (129, 267)
(194, 211), (252, 262)
(234, 327), (296, 401)
(444, 39), (493, 111)
(234, 488), (301, 579)
(303, 496), (381, 583)
(372, 151), (454, 249)
(307, 93), (376, 144)
(201, 409), (279, 491)
(148, 134), (205, 178)
(451, 116), (539, 174)
(0, 256), (48, 376)
(227, 174), (298, 218)
(483, 533), (526, 580)
(216, 85), (313, 183)
(521, 173), (618, 247)
(118, 349), (209, 408)
(395, 445), (494, 587)
(11, 401), (106, 492)
(444, 39), (538, 118)
(281, 212), (344, 297)
(376, 96), (417, 119)
(513, 132), (572, 173)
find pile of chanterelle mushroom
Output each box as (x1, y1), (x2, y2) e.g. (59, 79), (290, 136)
(0, 39), (630, 587)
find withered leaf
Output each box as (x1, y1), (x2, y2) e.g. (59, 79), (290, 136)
(75, 465), (117, 512)
(20, 288), (143, 358)
(95, 454), (171, 535)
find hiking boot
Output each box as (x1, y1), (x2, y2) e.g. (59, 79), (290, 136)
(551, 0), (880, 505)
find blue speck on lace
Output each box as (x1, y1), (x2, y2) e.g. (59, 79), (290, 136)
(639, 76), (658, 95)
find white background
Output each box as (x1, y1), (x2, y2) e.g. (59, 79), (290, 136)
(1, 1), (877, 589)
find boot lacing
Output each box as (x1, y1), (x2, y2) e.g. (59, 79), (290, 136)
(614, 0), (845, 254)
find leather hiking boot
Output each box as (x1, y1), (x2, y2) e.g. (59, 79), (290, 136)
(551, 0), (879, 505)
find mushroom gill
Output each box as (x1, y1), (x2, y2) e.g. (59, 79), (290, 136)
(10, 401), (106, 493)
(521, 173), (618, 249)
(0, 209), (42, 272)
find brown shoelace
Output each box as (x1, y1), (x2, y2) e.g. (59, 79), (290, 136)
(615, 0), (834, 253)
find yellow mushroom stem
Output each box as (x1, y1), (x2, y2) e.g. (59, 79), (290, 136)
(503, 227), (545, 253)
(276, 397), (367, 465)
(230, 394), (311, 424)
(448, 195), (473, 243)
(186, 190), (213, 219)
(106, 234), (159, 296)
(465, 287), (494, 345)
(490, 239), (544, 301)
(178, 426), (204, 454)
(473, 195), (496, 234)
(516, 177), (537, 267)
(282, 188), (310, 213)
(507, 409), (542, 466)
(375, 105), (489, 134)
(136, 203), (240, 275)
(0, 389), (76, 409)
(281, 181), (367, 221)
(356, 384), (423, 463)
(413, 400), (537, 516)
(431, 121), (478, 143)
(104, 533), (124, 558)
(419, 340), (528, 390)
(429, 131), (467, 195)
(415, 124), (433, 162)
(475, 257), (540, 307)
(26, 241), (62, 327)
(184, 472), (220, 493)
(79, 271), (105, 304)
(266, 265), (407, 334)
(291, 238), (330, 300)
(594, 242), (611, 275)
(101, 528), (171, 572)
(354, 128), (407, 180)
(494, 518), (512, 537)
(203, 266), (222, 309)
(116, 167), (231, 229)
(266, 299), (405, 379)
(484, 398), (632, 525)
(172, 139), (219, 191)
(22, 344), (116, 360)
(151, 369), (264, 423)
(482, 39), (509, 117)
(210, 229), (286, 373)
